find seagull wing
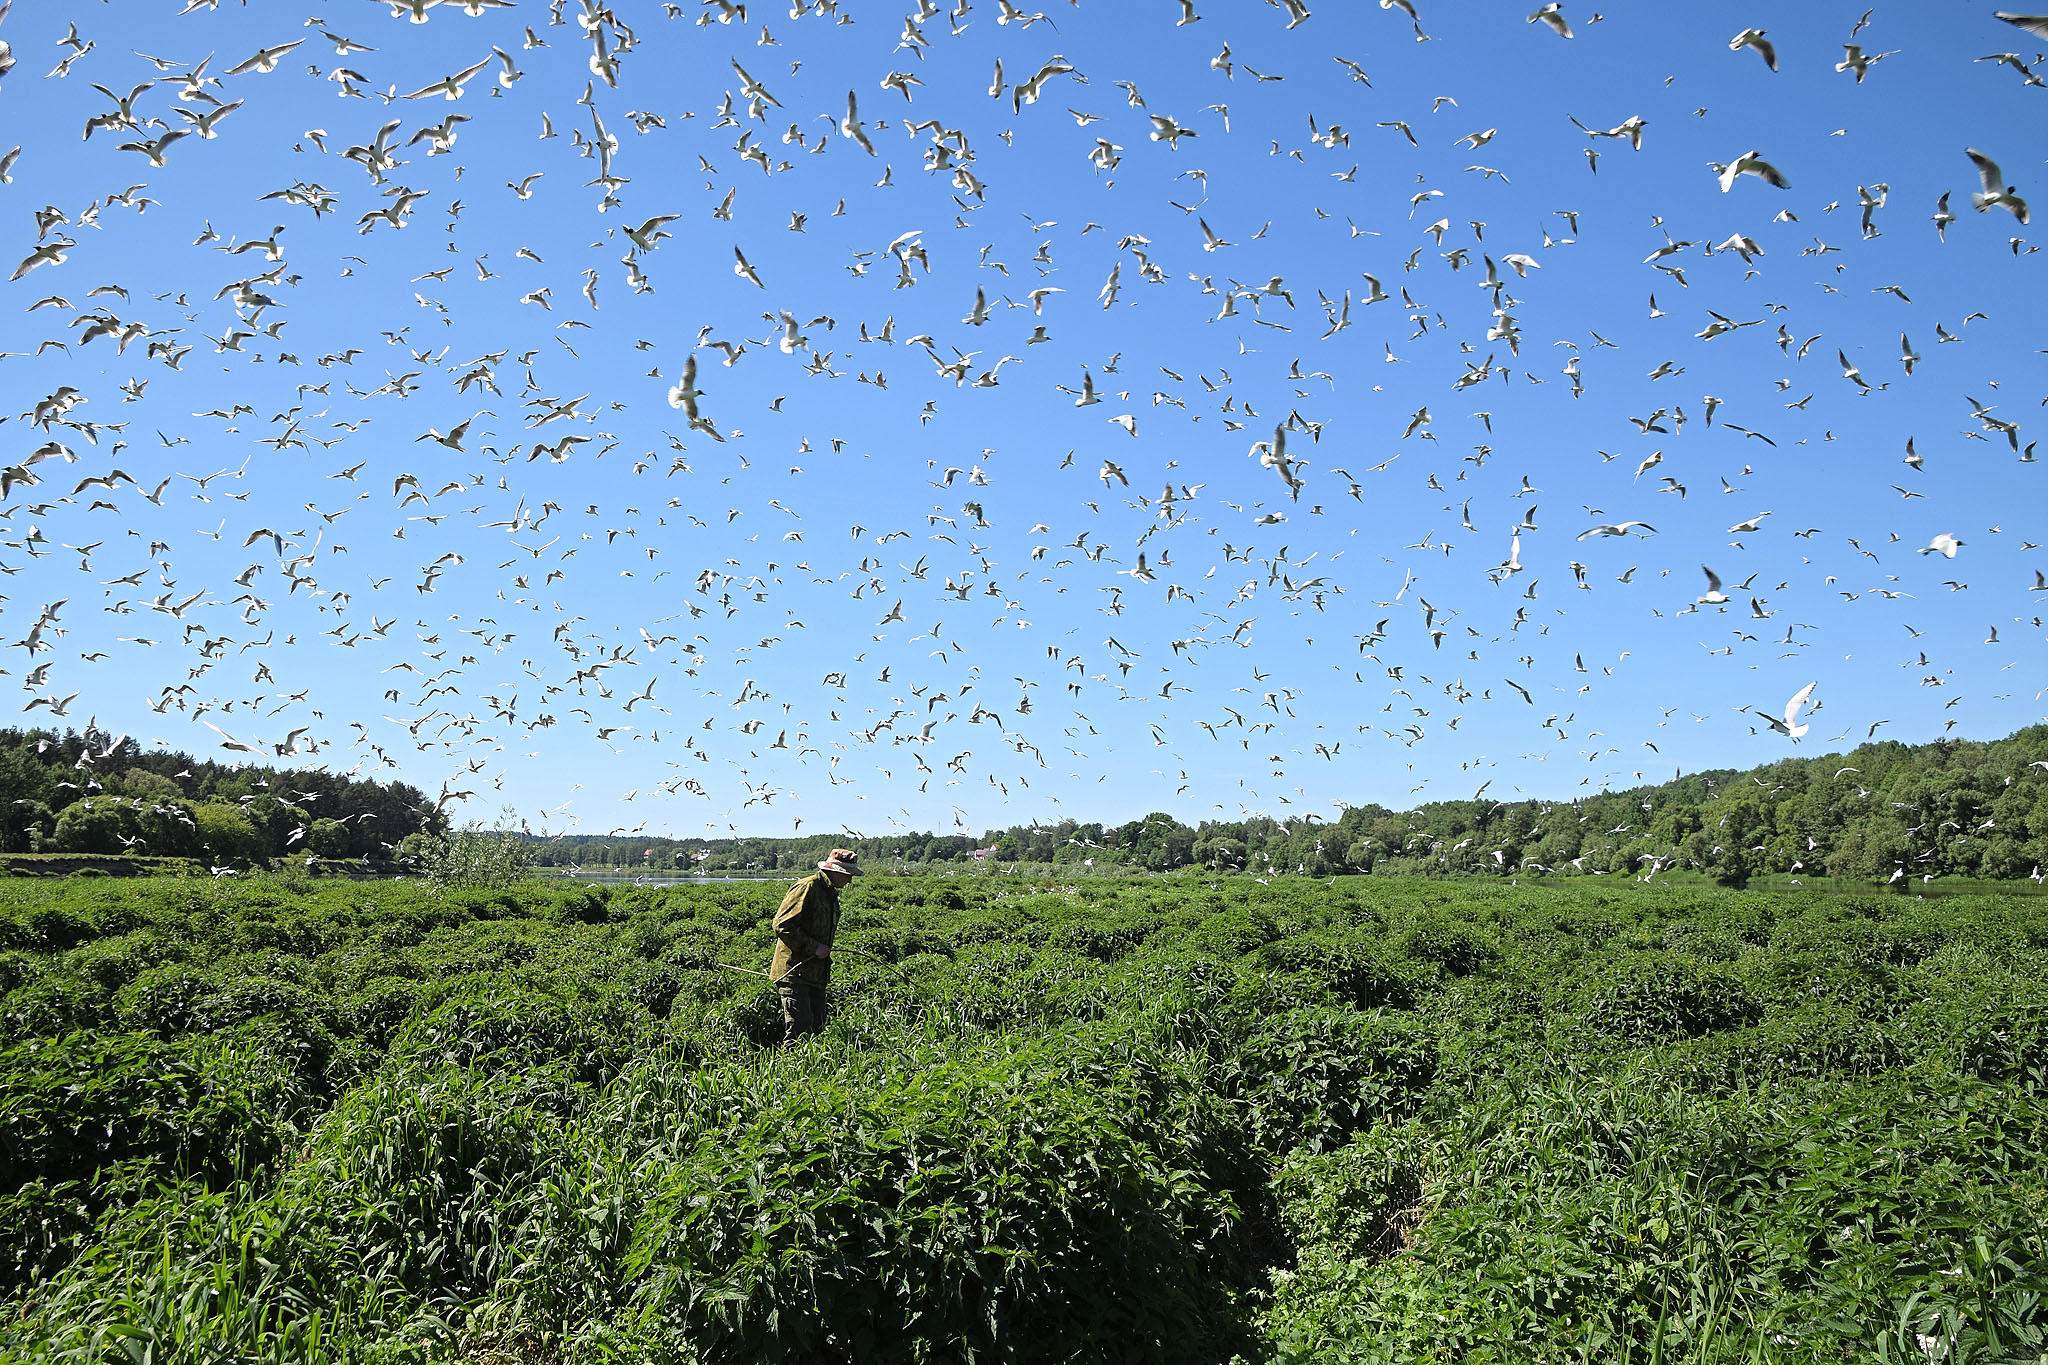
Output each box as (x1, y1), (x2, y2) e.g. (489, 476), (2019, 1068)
(1782, 681), (1817, 736)
(1967, 147), (2005, 195)
(1995, 12), (2048, 39)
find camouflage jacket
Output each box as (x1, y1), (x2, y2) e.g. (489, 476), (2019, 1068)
(769, 871), (841, 988)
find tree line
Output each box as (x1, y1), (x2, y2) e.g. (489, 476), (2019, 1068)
(519, 727), (2048, 888)
(0, 728), (445, 863)
(9, 724), (2046, 886)
(987, 726), (2048, 885)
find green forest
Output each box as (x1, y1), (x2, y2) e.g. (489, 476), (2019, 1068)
(1, 871), (2042, 1361)
(520, 726), (2048, 889)
(981, 723), (2048, 885)
(0, 728), (444, 865)
(8, 726), (2047, 893)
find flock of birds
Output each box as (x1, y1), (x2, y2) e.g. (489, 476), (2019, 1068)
(1, 0), (2045, 845)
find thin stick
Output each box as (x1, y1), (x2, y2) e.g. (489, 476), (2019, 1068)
(721, 958), (823, 985)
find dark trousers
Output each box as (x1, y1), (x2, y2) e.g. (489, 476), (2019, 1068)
(779, 980), (827, 1044)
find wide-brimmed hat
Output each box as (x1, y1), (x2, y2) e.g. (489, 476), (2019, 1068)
(817, 848), (861, 876)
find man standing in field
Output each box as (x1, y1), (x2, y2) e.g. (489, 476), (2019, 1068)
(771, 846), (858, 1044)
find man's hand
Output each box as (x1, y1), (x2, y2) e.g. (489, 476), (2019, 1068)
(813, 946), (831, 960)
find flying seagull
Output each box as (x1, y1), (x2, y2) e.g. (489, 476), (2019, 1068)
(1758, 681), (1818, 740)
(1966, 147), (2030, 224)
(1718, 150), (1790, 192)
(1729, 28), (1777, 71)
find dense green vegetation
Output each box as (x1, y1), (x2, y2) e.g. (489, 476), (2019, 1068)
(11, 725), (2048, 893)
(2, 869), (2043, 1362)
(0, 728), (443, 864)
(504, 726), (2048, 889)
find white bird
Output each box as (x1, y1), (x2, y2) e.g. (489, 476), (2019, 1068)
(405, 56), (492, 100)
(1758, 681), (1818, 740)
(1920, 532), (1964, 558)
(10, 238), (74, 281)
(1148, 114), (1197, 148)
(623, 214), (680, 251)
(1932, 191), (1958, 240)
(1838, 350), (1871, 392)
(406, 112), (468, 155)
(1576, 521), (1657, 539)
(732, 59), (781, 108)
(416, 415), (483, 451)
(1527, 3), (1571, 38)
(840, 90), (876, 155)
(177, 98), (244, 139)
(1573, 114), (1648, 151)
(1729, 28), (1777, 71)
(1696, 565), (1729, 605)
(117, 130), (189, 166)
(1256, 423), (1304, 499)
(225, 39), (305, 76)
(879, 70), (923, 101)
(1835, 44), (1893, 81)
(733, 246), (764, 288)
(1966, 148), (2030, 224)
(668, 354), (705, 417)
(1718, 150), (1790, 192)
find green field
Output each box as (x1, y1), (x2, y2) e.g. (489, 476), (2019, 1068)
(2, 871), (2044, 1363)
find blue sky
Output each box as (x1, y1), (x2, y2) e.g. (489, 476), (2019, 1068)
(1, 0), (2044, 843)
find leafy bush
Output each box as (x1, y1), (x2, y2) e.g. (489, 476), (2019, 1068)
(283, 1062), (583, 1300)
(398, 825), (539, 894)
(1393, 913), (1498, 976)
(1209, 1009), (1437, 1154)
(510, 1029), (1258, 1364)
(387, 975), (647, 1088)
(1254, 931), (1433, 1010)
(0, 1027), (324, 1286)
(1566, 949), (1759, 1045)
